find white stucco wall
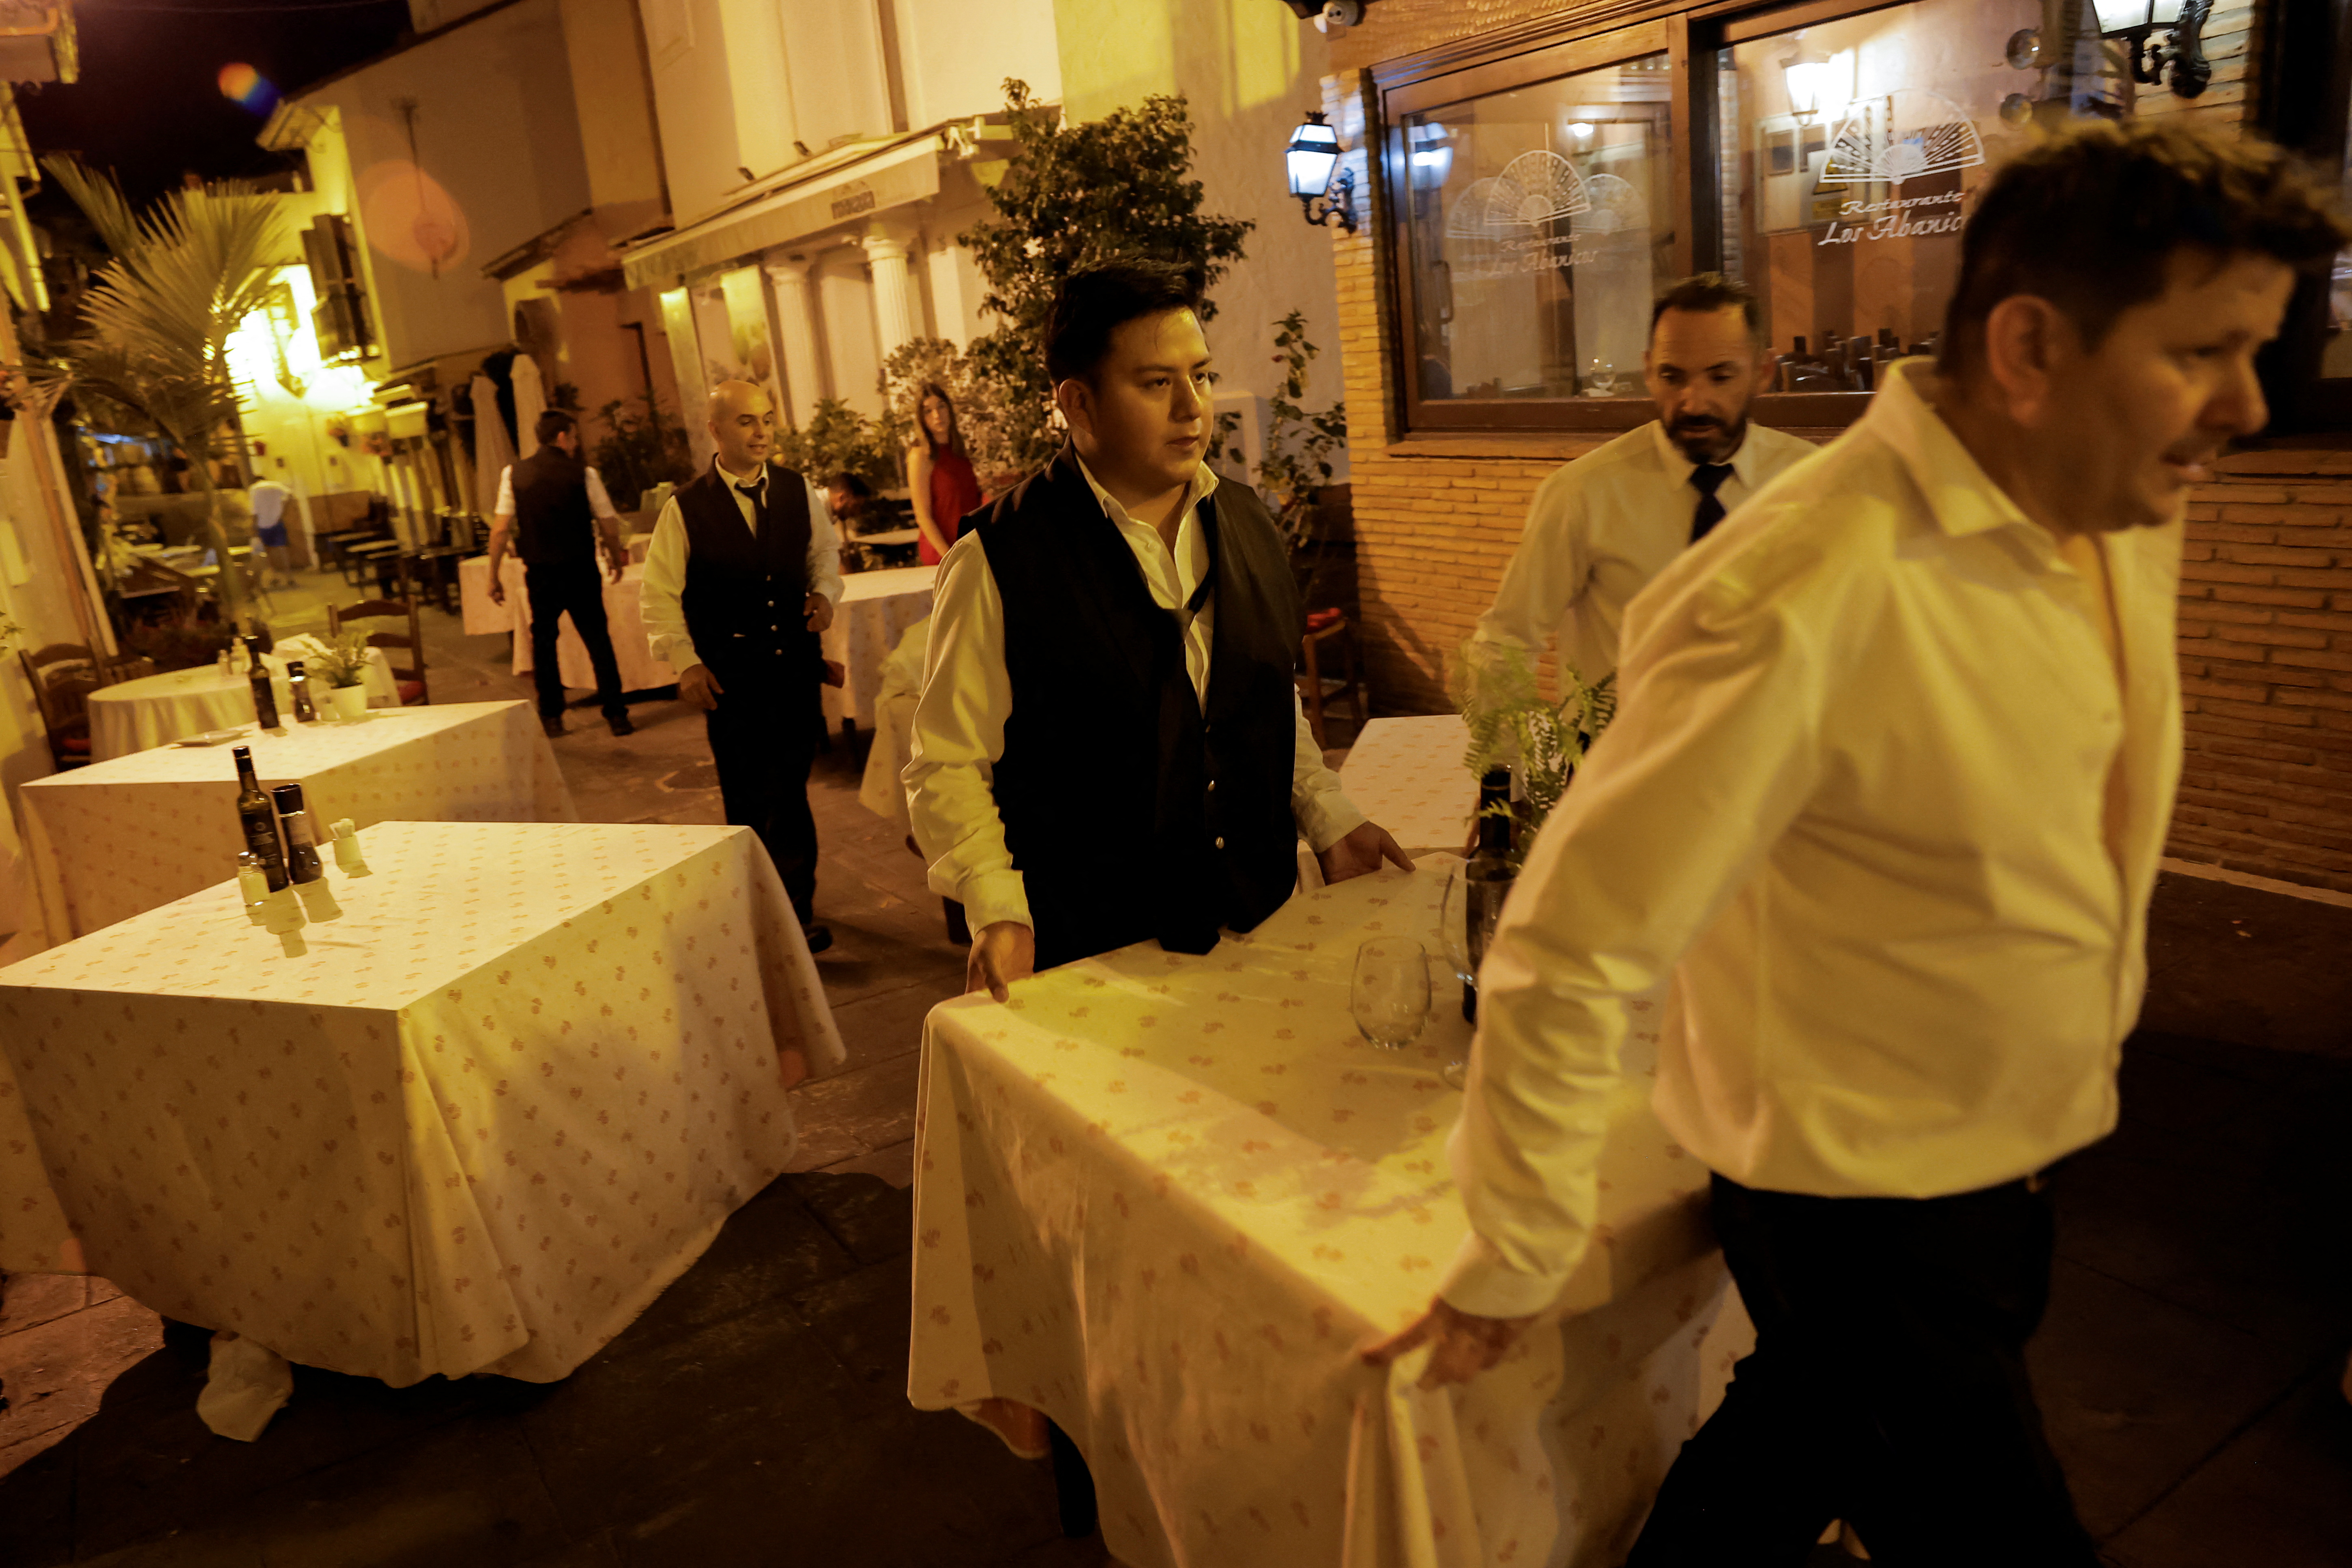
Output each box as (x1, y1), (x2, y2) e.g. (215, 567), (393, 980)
(889, 0), (1061, 129)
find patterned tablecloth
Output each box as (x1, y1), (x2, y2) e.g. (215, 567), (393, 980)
(1339, 715), (1478, 859)
(909, 861), (1751, 1568)
(18, 700), (575, 947)
(0, 821), (846, 1387)
(86, 644), (399, 762)
(462, 558), (933, 730)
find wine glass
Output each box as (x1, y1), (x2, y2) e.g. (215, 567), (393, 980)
(1351, 937), (1431, 1050)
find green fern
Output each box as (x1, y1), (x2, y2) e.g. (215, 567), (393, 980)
(1453, 641), (1616, 864)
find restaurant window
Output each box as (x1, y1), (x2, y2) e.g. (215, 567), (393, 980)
(1387, 30), (1678, 429)
(1714, 1), (2038, 393)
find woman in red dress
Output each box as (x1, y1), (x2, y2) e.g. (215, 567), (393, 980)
(906, 382), (982, 567)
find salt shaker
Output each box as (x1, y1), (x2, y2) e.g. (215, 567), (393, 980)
(234, 850), (268, 906)
(329, 818), (372, 876)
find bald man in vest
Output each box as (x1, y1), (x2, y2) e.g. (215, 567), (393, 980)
(642, 380), (845, 952)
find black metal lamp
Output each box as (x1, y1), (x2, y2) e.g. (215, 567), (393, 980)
(1286, 111), (1358, 234)
(2091, 0), (2212, 99)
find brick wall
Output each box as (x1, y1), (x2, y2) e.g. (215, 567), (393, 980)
(2176, 455), (2352, 894)
(1319, 1), (2352, 893)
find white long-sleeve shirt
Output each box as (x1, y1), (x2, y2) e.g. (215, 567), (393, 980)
(903, 455), (1366, 936)
(1441, 361), (2183, 1319)
(1468, 419), (1818, 685)
(640, 459), (844, 674)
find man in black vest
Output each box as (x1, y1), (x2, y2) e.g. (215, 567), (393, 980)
(487, 408), (633, 738)
(641, 379), (844, 952)
(906, 260), (1411, 1000)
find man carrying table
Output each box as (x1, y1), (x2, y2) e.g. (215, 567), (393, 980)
(906, 260), (1412, 1000)
(1368, 121), (2348, 1563)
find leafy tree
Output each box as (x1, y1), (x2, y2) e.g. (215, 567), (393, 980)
(25, 157), (286, 628)
(959, 80), (1252, 470)
(772, 398), (900, 492)
(588, 396), (692, 512)
(1256, 311), (1348, 537)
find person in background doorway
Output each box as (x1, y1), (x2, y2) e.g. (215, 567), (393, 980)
(1466, 273), (1817, 694)
(1366, 119), (2349, 1565)
(249, 470), (295, 587)
(825, 472), (872, 531)
(642, 379), (844, 954)
(906, 382), (982, 567)
(488, 408), (633, 739)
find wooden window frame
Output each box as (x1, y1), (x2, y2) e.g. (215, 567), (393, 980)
(1372, 0), (1985, 441)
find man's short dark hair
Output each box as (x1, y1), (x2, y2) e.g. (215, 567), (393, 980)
(1940, 119), (2349, 378)
(1044, 260), (1208, 385)
(828, 472), (873, 500)
(534, 409), (576, 447)
(1650, 273), (1762, 342)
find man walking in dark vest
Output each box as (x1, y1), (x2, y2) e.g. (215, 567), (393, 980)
(906, 260), (1411, 1000)
(642, 379), (844, 953)
(487, 408), (634, 738)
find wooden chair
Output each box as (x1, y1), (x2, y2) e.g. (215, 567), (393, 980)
(1297, 613), (1367, 750)
(18, 642), (101, 769)
(99, 655), (158, 685)
(327, 597), (428, 705)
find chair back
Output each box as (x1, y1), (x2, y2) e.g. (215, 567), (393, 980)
(99, 655), (158, 685)
(327, 596), (429, 704)
(18, 644), (101, 769)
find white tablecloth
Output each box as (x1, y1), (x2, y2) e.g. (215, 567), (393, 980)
(857, 615), (929, 834)
(86, 643), (399, 761)
(909, 862), (1749, 1568)
(461, 556), (676, 694)
(0, 821), (846, 1385)
(1340, 715), (1478, 858)
(19, 700), (575, 945)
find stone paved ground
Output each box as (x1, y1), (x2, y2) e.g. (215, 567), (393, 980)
(0, 567), (2346, 1565)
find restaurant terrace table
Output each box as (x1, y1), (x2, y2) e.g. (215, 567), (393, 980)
(86, 642), (400, 761)
(1338, 714), (1478, 859)
(0, 820), (846, 1385)
(909, 860), (1749, 1568)
(460, 556), (676, 696)
(18, 700), (574, 945)
(827, 565), (934, 731)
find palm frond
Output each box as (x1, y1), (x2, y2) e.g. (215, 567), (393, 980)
(43, 155), (144, 258)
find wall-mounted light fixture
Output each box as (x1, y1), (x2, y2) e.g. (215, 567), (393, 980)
(2092, 0), (2212, 98)
(1286, 112), (1358, 234)
(1778, 34), (1835, 124)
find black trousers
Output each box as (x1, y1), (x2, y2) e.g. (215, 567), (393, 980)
(1626, 1173), (2098, 1568)
(524, 560), (626, 720)
(705, 668), (821, 925)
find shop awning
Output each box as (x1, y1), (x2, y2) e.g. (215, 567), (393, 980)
(620, 131), (946, 292)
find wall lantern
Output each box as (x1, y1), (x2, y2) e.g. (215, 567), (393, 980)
(2091, 0), (2212, 98)
(1286, 112), (1358, 233)
(1778, 35), (1835, 123)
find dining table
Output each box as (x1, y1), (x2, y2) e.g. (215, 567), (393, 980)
(907, 859), (1749, 1568)
(17, 699), (574, 946)
(1337, 714), (1478, 859)
(0, 820), (846, 1388)
(85, 640), (400, 761)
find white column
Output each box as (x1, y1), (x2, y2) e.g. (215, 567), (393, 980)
(764, 256), (823, 429)
(861, 224), (918, 362)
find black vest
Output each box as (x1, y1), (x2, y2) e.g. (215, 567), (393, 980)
(512, 447), (596, 566)
(676, 463), (822, 683)
(976, 449), (1304, 969)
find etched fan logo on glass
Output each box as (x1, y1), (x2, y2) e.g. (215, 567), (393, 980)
(1818, 89), (1985, 189)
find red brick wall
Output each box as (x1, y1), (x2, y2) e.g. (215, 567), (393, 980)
(2175, 454), (2352, 894)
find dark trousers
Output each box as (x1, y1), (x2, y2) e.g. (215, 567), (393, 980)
(524, 561), (626, 720)
(705, 669), (821, 925)
(1626, 1174), (2097, 1568)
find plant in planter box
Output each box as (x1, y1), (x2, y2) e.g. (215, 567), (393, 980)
(314, 629), (372, 689)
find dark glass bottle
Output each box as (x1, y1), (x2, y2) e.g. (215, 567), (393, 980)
(286, 659), (317, 724)
(233, 745), (288, 891)
(272, 783), (323, 884)
(1461, 768), (1516, 1023)
(247, 637), (280, 730)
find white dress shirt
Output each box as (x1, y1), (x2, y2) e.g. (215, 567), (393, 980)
(904, 455), (1366, 936)
(1469, 419), (1819, 684)
(1441, 361), (2184, 1319)
(494, 463), (621, 520)
(640, 459), (844, 674)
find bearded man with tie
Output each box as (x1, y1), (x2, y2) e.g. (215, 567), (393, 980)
(642, 378), (844, 953)
(1467, 274), (1816, 689)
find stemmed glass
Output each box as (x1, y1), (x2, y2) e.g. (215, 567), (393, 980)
(1351, 937), (1431, 1050)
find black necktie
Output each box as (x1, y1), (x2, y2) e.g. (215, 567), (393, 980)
(736, 479), (765, 536)
(1689, 463), (1734, 542)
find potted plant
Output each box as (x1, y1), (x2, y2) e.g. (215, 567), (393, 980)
(1453, 642), (1617, 864)
(315, 629), (373, 721)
